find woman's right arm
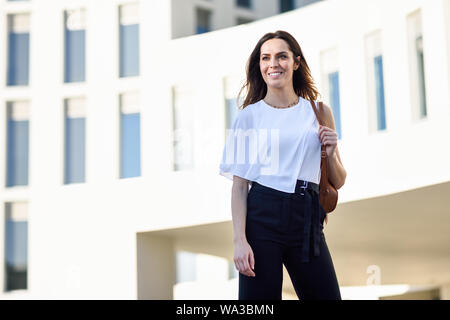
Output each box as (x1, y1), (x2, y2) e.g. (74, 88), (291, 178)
(231, 176), (255, 277)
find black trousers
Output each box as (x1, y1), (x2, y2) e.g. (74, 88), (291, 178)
(239, 180), (341, 300)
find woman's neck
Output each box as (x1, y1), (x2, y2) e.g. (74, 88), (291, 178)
(264, 88), (298, 108)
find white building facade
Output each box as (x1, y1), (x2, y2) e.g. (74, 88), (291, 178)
(0, 0), (450, 299)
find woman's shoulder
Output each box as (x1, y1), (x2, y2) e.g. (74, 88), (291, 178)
(301, 98), (333, 127)
(300, 97), (324, 116)
(299, 96), (318, 106)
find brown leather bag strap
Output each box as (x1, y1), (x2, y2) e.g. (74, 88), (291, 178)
(310, 100), (329, 138)
(310, 100), (330, 127)
(309, 100), (323, 126)
(310, 100), (329, 179)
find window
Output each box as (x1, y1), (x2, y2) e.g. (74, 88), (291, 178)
(320, 48), (342, 139)
(64, 98), (86, 184)
(7, 14), (30, 86)
(119, 3), (140, 77)
(120, 92), (141, 178)
(64, 9), (86, 83)
(225, 98), (239, 129)
(5, 202), (28, 291)
(365, 31), (387, 132)
(407, 10), (427, 120)
(176, 251), (196, 283)
(374, 55), (386, 130)
(196, 8), (211, 34)
(172, 86), (194, 171)
(415, 36), (426, 117)
(6, 101), (29, 187)
(328, 71), (342, 139)
(236, 0), (251, 9)
(280, 0), (295, 13)
(223, 76), (242, 130)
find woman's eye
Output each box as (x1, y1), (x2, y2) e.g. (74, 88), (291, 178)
(261, 55), (286, 60)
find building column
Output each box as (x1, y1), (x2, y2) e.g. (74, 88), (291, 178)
(440, 282), (450, 300)
(136, 233), (175, 299)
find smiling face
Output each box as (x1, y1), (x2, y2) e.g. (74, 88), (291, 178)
(259, 38), (300, 90)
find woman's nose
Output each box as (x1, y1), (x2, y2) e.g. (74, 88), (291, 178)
(270, 58), (279, 67)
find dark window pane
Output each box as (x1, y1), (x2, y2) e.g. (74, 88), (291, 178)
(120, 24), (140, 77)
(7, 119), (29, 187)
(5, 220), (28, 291)
(120, 113), (141, 178)
(236, 0), (251, 8)
(7, 32), (29, 86)
(280, 0), (295, 13)
(65, 29), (86, 82)
(374, 55), (386, 130)
(328, 71), (342, 139)
(65, 117), (86, 183)
(416, 36), (427, 118)
(196, 8), (211, 34)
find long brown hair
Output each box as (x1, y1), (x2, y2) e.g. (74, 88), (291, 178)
(237, 30), (320, 109)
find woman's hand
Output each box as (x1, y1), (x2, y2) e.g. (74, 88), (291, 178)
(319, 124), (335, 227)
(318, 125), (338, 158)
(234, 239), (255, 277)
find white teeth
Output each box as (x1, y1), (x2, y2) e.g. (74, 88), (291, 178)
(269, 72), (282, 76)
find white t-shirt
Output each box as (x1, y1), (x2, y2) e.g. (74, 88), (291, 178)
(219, 96), (321, 193)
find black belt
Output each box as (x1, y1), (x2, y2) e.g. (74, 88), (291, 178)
(251, 179), (319, 196)
(295, 179), (319, 195)
(294, 180), (322, 263)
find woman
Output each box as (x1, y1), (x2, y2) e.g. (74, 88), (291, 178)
(219, 30), (346, 300)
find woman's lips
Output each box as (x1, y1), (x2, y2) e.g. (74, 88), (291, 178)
(268, 71), (283, 79)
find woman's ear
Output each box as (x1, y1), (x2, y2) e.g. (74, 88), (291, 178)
(294, 56), (301, 70)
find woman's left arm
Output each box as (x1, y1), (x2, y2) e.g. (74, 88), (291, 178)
(318, 103), (347, 190)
